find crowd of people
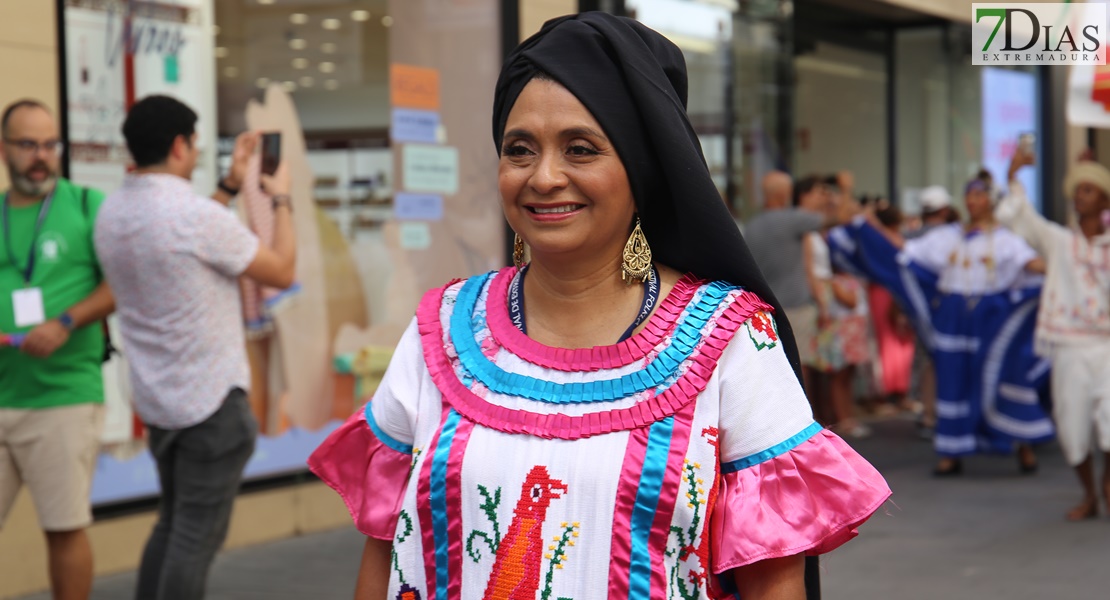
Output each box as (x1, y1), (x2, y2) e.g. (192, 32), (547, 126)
(747, 149), (1110, 523)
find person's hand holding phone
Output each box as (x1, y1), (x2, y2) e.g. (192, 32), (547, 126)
(1008, 133), (1036, 182)
(261, 132), (282, 176)
(260, 160), (291, 198)
(227, 131), (261, 191)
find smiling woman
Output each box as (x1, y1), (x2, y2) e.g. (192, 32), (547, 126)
(309, 13), (890, 600)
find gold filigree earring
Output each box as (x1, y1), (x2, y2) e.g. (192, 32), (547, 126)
(513, 233), (527, 269)
(622, 217), (652, 284)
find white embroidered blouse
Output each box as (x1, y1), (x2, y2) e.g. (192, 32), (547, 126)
(996, 182), (1110, 354)
(310, 268), (890, 599)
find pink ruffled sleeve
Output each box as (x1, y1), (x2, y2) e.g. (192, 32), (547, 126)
(308, 319), (425, 540)
(712, 311), (891, 573)
(308, 405), (413, 540)
(710, 425), (891, 573)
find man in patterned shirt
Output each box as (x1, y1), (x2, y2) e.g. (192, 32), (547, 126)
(94, 95), (296, 600)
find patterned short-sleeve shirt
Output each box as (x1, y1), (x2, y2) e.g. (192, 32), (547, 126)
(94, 173), (259, 429)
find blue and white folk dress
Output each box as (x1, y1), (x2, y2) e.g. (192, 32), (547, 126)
(829, 220), (1054, 457)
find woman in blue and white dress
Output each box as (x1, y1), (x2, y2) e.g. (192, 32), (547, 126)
(830, 177), (1051, 476)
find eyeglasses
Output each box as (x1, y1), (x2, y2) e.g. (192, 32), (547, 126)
(3, 139), (64, 156)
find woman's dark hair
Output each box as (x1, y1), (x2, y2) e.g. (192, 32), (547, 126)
(121, 95), (197, 168)
(874, 198), (903, 228)
(793, 174), (822, 207)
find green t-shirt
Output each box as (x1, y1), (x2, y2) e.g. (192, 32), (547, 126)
(0, 178), (106, 408)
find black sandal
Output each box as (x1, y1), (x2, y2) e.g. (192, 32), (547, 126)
(1017, 446), (1038, 475)
(932, 459), (963, 477)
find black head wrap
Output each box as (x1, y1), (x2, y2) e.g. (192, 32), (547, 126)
(492, 12), (804, 380)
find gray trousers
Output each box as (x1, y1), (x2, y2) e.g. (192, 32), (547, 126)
(135, 388), (257, 600)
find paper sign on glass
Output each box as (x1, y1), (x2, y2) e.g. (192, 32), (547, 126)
(12, 287), (45, 328)
(399, 222), (432, 250)
(394, 193), (444, 221)
(402, 145), (459, 195)
(390, 64), (440, 110)
(391, 109), (440, 144)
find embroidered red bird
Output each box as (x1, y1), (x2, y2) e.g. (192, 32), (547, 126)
(483, 466), (568, 600)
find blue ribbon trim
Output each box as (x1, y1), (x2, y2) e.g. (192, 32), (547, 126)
(448, 273), (738, 404)
(430, 409), (460, 600)
(363, 403), (414, 455)
(629, 416), (675, 597)
(720, 422), (823, 474)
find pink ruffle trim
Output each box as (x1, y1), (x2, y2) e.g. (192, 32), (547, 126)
(485, 266), (704, 372)
(307, 409), (412, 540)
(711, 429), (891, 573)
(416, 280), (773, 440)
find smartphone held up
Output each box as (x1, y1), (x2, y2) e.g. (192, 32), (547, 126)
(261, 132), (281, 176)
(1018, 132), (1035, 162)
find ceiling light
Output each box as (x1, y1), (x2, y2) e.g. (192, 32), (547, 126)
(299, 76), (315, 87)
(324, 79), (339, 90)
(215, 47), (229, 58)
(283, 81), (297, 92)
(292, 57), (309, 69)
(351, 10), (370, 22)
(321, 42), (338, 54)
(381, 16), (393, 27)
(322, 18), (341, 30)
(224, 66), (239, 78)
(258, 0), (275, 5)
(290, 13), (309, 25)
(256, 77), (270, 89)
(319, 61), (336, 73)
(289, 38), (307, 50)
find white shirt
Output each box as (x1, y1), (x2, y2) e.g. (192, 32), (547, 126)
(94, 174), (260, 429)
(808, 232), (867, 319)
(996, 182), (1110, 355)
(901, 222), (1038, 296)
(807, 232), (833, 280)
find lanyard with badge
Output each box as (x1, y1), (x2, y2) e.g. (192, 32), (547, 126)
(2, 191), (53, 328)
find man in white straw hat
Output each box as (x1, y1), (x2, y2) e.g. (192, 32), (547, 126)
(998, 148), (1110, 521)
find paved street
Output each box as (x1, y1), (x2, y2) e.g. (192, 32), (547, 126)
(822, 418), (1110, 599)
(17, 417), (1110, 599)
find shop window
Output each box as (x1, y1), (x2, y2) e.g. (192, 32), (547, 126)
(215, 0), (392, 240)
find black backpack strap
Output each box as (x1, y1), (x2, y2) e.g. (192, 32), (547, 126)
(80, 186), (102, 278)
(77, 184), (115, 362)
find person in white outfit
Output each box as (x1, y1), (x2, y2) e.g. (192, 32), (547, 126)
(997, 151), (1110, 521)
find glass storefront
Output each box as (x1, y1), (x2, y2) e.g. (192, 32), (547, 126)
(730, 0), (793, 218)
(215, 0), (395, 335)
(630, 0), (1045, 218)
(626, 0), (735, 197)
(896, 25), (1042, 213)
(60, 0), (505, 508)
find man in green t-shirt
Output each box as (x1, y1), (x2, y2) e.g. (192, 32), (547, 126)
(0, 99), (114, 600)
